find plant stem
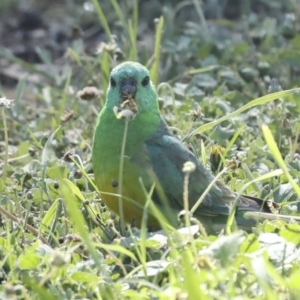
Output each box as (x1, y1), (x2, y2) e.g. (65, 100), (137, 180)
(183, 172), (191, 228)
(118, 121), (129, 234)
(1, 108), (8, 180)
(0, 204), (50, 246)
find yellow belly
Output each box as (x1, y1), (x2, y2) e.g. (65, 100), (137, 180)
(95, 166), (161, 230)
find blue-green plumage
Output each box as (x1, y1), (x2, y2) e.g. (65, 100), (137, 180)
(92, 61), (281, 234)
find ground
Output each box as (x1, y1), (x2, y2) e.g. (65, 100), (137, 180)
(1, 0), (300, 299)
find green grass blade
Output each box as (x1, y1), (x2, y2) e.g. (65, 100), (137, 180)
(91, 0), (112, 42)
(226, 169), (284, 232)
(68, 48), (83, 66)
(187, 65), (220, 75)
(223, 124), (245, 158)
(39, 198), (60, 232)
(150, 16), (164, 85)
(189, 88), (299, 136)
(59, 179), (102, 268)
(110, 0), (127, 31)
(0, 47), (55, 80)
(57, 68), (72, 129)
(191, 0), (208, 34)
(128, 20), (138, 61)
(99, 50), (110, 104)
(132, 0), (138, 39)
(262, 124), (300, 197)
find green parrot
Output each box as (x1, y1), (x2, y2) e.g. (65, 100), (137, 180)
(92, 61), (289, 234)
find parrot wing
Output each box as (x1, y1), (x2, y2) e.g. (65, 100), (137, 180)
(140, 117), (273, 218)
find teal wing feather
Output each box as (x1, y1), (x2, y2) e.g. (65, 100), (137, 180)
(142, 117), (269, 218)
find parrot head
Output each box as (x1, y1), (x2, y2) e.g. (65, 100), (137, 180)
(105, 61), (158, 115)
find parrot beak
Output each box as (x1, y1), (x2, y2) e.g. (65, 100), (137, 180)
(120, 77), (137, 101)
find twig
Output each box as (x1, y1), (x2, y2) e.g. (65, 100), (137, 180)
(0, 205), (51, 246)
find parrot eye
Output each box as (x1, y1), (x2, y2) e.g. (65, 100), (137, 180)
(110, 77), (117, 87)
(141, 76), (150, 86)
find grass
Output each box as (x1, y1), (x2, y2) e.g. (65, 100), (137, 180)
(1, 0), (300, 299)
